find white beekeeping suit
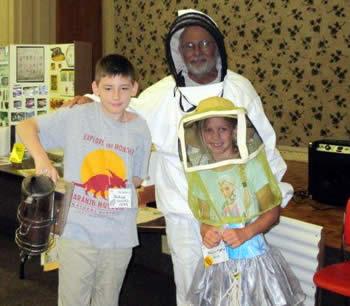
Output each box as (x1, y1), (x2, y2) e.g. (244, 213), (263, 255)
(129, 9), (294, 306)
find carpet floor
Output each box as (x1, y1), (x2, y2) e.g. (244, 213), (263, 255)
(0, 233), (176, 306)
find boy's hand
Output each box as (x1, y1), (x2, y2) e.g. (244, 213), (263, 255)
(132, 176), (142, 188)
(63, 95), (93, 108)
(222, 228), (250, 248)
(35, 159), (59, 184)
(200, 224), (222, 248)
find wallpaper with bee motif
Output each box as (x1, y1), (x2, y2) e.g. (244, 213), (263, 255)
(112, 0), (349, 147)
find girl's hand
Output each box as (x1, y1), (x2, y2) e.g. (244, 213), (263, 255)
(222, 206), (281, 248)
(222, 228), (250, 248)
(200, 224), (222, 248)
(223, 207), (281, 248)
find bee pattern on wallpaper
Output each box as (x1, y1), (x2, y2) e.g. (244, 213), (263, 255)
(112, 0), (349, 146)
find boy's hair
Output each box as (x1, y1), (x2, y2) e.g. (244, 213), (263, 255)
(94, 54), (136, 83)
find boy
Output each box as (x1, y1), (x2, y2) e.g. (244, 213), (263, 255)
(16, 54), (152, 306)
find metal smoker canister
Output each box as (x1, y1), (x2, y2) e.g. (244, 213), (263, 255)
(15, 175), (56, 256)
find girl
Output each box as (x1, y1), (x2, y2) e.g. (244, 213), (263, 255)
(178, 97), (305, 306)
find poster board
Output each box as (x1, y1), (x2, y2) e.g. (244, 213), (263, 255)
(0, 42), (92, 155)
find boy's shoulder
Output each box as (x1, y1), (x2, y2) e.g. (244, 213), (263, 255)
(37, 102), (96, 128)
(61, 101), (96, 118)
(51, 101), (94, 116)
(125, 111), (151, 138)
(125, 111), (138, 122)
(125, 109), (147, 125)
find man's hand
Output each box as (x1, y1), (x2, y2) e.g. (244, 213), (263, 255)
(62, 95), (93, 108)
(200, 223), (222, 248)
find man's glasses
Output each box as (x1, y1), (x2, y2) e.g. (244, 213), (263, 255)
(180, 40), (215, 55)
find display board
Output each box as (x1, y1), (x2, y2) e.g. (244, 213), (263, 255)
(0, 47), (9, 128)
(0, 42), (92, 155)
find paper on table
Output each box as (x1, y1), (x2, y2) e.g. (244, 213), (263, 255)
(16, 169), (36, 176)
(0, 157), (10, 166)
(41, 234), (59, 271)
(137, 207), (163, 224)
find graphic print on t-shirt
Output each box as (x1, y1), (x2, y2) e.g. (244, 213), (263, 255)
(71, 149), (129, 216)
(77, 149), (127, 199)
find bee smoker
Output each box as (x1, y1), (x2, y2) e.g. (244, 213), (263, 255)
(15, 175), (56, 278)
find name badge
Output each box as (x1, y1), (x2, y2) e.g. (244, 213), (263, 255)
(202, 240), (229, 267)
(109, 188), (131, 209)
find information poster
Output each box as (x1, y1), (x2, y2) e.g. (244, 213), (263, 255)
(0, 46), (9, 127)
(16, 46), (45, 82)
(49, 44), (75, 111)
(1, 43), (77, 127)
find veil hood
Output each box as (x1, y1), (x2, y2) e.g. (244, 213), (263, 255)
(165, 10), (228, 87)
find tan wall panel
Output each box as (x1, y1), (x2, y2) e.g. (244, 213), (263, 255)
(0, 0), (56, 45)
(102, 0), (114, 55)
(32, 0), (56, 43)
(0, 0), (14, 44)
(15, 0), (34, 43)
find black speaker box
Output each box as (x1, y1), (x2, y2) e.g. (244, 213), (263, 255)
(308, 139), (350, 207)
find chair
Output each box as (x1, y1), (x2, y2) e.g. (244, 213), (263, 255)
(313, 198), (350, 305)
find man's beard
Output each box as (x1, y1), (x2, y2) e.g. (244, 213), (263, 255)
(187, 56), (217, 77)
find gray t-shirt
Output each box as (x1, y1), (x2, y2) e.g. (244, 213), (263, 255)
(37, 102), (152, 248)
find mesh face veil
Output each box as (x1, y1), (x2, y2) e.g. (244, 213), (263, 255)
(178, 97), (282, 225)
(178, 97), (264, 172)
(165, 10), (227, 87)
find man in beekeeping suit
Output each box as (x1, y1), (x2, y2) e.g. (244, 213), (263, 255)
(131, 9), (293, 305)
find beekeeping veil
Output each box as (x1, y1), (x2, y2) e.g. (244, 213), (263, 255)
(165, 9), (227, 87)
(178, 97), (282, 226)
(165, 9), (228, 112)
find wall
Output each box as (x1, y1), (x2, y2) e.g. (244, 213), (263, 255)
(103, 0), (349, 148)
(0, 0), (56, 45)
(56, 0), (101, 77)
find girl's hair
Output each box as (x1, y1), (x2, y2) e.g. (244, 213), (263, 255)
(199, 116), (237, 144)
(94, 54), (136, 83)
(198, 116), (239, 160)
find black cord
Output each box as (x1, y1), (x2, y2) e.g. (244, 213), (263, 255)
(292, 190), (309, 203)
(292, 190), (336, 210)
